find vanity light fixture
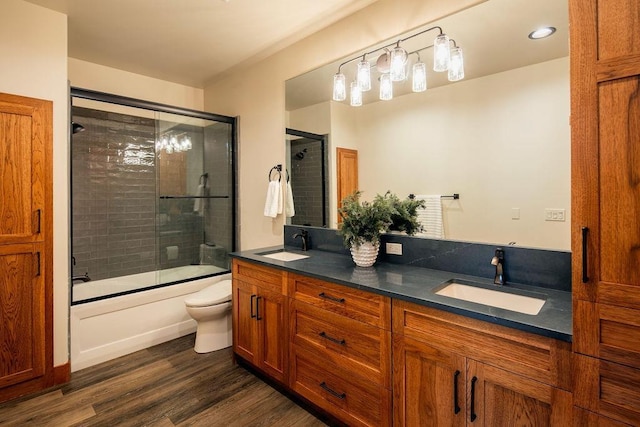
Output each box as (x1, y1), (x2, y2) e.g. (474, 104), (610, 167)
(390, 43), (408, 81)
(448, 45), (464, 82)
(379, 74), (393, 101)
(156, 132), (192, 154)
(528, 26), (556, 39)
(412, 57), (427, 92)
(332, 72), (346, 101)
(350, 81), (363, 106)
(331, 25), (465, 105)
(357, 56), (371, 91)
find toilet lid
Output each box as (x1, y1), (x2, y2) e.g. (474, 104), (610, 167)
(185, 280), (232, 307)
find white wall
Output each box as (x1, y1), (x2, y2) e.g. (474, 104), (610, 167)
(356, 57), (570, 250)
(204, 0), (485, 250)
(0, 0), (69, 367)
(68, 58), (204, 110)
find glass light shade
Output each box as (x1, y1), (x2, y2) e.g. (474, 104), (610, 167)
(412, 61), (427, 92)
(448, 46), (464, 82)
(350, 82), (363, 107)
(433, 33), (451, 72)
(357, 60), (371, 91)
(390, 46), (408, 82)
(332, 73), (346, 101)
(379, 73), (393, 101)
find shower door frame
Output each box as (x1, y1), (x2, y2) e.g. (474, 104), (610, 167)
(69, 87), (238, 304)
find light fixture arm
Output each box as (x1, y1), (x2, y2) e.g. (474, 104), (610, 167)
(334, 25), (445, 73)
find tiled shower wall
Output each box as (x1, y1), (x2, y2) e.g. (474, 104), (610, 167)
(289, 138), (327, 227)
(72, 108), (158, 281)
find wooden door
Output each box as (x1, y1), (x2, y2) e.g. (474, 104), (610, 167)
(392, 335), (466, 427)
(232, 280), (257, 363)
(336, 148), (358, 223)
(256, 286), (287, 383)
(0, 244), (44, 389)
(469, 360), (573, 426)
(0, 93), (49, 245)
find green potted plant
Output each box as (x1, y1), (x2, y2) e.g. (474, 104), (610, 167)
(386, 192), (426, 236)
(338, 191), (393, 267)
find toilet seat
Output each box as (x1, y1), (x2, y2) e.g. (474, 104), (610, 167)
(185, 280), (232, 307)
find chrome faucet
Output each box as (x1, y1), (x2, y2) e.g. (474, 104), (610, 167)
(293, 229), (309, 251)
(491, 248), (505, 285)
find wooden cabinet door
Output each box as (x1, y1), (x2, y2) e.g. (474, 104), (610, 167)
(0, 244), (44, 389)
(0, 94), (50, 246)
(255, 286), (287, 383)
(232, 280), (257, 363)
(469, 360), (573, 427)
(392, 335), (466, 427)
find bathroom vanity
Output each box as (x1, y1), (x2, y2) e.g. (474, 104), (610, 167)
(230, 247), (572, 426)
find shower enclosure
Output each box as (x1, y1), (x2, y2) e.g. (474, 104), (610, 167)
(70, 88), (236, 304)
(285, 128), (328, 227)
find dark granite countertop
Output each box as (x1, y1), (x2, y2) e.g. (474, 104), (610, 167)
(230, 246), (572, 342)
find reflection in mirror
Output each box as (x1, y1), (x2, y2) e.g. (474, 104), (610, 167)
(285, 0), (570, 250)
(285, 128), (329, 227)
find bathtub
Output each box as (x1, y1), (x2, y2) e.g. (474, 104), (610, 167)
(72, 264), (228, 303)
(70, 270), (231, 372)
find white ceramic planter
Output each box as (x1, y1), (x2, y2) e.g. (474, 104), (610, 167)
(350, 240), (380, 267)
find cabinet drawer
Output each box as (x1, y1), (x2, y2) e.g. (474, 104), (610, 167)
(291, 346), (391, 427)
(574, 300), (640, 369)
(393, 299), (572, 390)
(232, 259), (284, 294)
(575, 354), (640, 426)
(288, 273), (391, 329)
(291, 300), (391, 389)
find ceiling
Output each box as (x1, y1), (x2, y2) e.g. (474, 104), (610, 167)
(286, 0), (569, 110)
(24, 0), (378, 88)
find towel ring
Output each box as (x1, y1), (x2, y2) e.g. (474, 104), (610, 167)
(268, 165), (282, 182)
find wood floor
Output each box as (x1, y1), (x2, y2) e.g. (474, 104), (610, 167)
(0, 334), (327, 426)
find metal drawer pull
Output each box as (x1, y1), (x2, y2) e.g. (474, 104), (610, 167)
(453, 370), (461, 414)
(256, 296), (262, 320)
(470, 376), (478, 422)
(582, 226), (589, 283)
(319, 331), (346, 346)
(250, 294), (257, 318)
(319, 381), (346, 400)
(318, 292), (345, 303)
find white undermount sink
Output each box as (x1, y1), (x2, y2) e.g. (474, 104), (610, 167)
(260, 251), (309, 262)
(435, 281), (546, 315)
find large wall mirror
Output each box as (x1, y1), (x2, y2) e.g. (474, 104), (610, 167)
(285, 0), (569, 251)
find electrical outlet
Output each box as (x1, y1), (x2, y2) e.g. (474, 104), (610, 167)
(545, 208), (566, 222)
(511, 208), (520, 220)
(386, 242), (403, 255)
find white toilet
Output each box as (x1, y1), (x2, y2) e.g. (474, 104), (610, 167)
(184, 279), (233, 353)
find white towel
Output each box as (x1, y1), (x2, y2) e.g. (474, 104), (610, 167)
(415, 195), (445, 238)
(277, 180), (283, 215)
(285, 180), (295, 217)
(193, 184), (206, 216)
(263, 179), (280, 218)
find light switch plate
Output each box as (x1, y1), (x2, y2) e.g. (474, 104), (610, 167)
(545, 208), (566, 222)
(386, 242), (403, 255)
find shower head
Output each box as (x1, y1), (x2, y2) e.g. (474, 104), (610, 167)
(295, 148), (307, 160)
(72, 122), (85, 134)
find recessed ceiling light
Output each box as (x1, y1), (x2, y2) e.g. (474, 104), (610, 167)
(528, 27), (556, 40)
